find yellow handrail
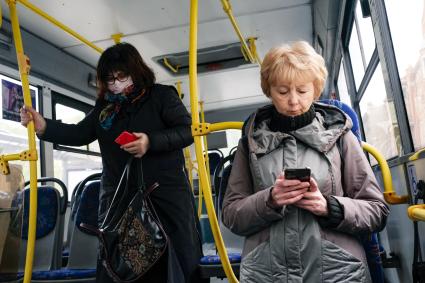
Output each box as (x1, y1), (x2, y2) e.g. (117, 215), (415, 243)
(163, 57), (180, 73)
(111, 33), (123, 44)
(220, 0), (257, 64)
(5, 1), (38, 283)
(247, 37), (262, 65)
(408, 204), (425, 221)
(189, 0), (239, 281)
(407, 148), (425, 221)
(16, 0), (103, 54)
(199, 101), (210, 217)
(408, 148), (425, 161)
(361, 142), (409, 204)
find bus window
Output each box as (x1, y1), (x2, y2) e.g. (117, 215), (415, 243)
(337, 59), (351, 106)
(360, 63), (401, 164)
(386, 0), (425, 150)
(0, 75), (41, 180)
(54, 104), (100, 154)
(355, 3), (375, 67)
(52, 93), (101, 200)
(349, 1), (376, 91)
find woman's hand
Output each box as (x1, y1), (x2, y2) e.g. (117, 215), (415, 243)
(20, 105), (46, 135)
(120, 132), (150, 158)
(267, 173), (310, 208)
(293, 178), (328, 216)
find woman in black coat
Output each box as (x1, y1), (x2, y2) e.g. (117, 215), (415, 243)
(20, 43), (205, 283)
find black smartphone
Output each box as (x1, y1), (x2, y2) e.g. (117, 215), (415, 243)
(284, 167), (311, 182)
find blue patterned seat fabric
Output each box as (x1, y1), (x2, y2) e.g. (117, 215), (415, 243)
(21, 187), (58, 239)
(75, 181), (100, 234)
(200, 253), (241, 264)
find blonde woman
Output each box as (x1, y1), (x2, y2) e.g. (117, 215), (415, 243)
(222, 41), (389, 283)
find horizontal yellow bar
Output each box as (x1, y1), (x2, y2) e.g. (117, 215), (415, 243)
(3, 153), (21, 161)
(362, 142), (409, 204)
(17, 0), (103, 54)
(408, 204), (425, 221)
(409, 148), (425, 161)
(209, 121), (243, 132)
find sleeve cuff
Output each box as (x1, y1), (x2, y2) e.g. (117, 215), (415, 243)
(256, 187), (284, 222)
(318, 195), (344, 229)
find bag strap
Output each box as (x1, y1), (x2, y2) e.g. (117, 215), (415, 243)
(101, 156), (145, 228)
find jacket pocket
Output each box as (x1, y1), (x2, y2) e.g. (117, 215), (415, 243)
(322, 239), (367, 283)
(240, 241), (274, 283)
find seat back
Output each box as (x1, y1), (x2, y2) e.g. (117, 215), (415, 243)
(208, 150), (224, 176)
(213, 149), (244, 253)
(18, 186), (61, 272)
(319, 99), (362, 140)
(66, 179), (100, 269)
(64, 173), (101, 259)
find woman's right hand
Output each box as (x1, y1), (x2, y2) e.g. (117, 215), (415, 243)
(267, 172), (310, 208)
(20, 105), (46, 135)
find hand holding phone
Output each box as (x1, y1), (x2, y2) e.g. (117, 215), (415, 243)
(114, 131), (137, 145)
(284, 167), (311, 182)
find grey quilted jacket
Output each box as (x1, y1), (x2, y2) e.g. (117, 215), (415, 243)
(222, 103), (389, 283)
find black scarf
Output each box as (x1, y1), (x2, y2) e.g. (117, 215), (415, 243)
(269, 104), (316, 132)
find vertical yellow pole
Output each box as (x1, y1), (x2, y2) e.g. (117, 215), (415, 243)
(189, 0), (238, 281)
(7, 1), (37, 282)
(199, 101), (211, 185)
(198, 101), (210, 216)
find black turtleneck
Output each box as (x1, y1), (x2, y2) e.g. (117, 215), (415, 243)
(269, 105), (316, 132)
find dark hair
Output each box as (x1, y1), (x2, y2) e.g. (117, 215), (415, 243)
(96, 42), (156, 98)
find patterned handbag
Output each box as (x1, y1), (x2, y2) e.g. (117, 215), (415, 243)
(81, 157), (168, 283)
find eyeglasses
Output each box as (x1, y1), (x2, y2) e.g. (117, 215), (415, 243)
(106, 73), (129, 85)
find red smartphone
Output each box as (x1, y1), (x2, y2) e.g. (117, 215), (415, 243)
(114, 131), (137, 145)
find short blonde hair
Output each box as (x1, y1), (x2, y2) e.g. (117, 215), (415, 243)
(260, 41), (328, 98)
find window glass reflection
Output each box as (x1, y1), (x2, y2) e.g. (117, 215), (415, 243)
(355, 3), (375, 65)
(53, 150), (102, 201)
(386, 0), (425, 150)
(349, 23), (364, 90)
(360, 63), (400, 164)
(337, 60), (351, 106)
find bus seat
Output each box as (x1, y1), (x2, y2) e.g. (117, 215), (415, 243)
(319, 99), (362, 140)
(66, 180), (99, 269)
(23, 177), (99, 283)
(199, 149), (243, 279)
(18, 186), (63, 272)
(63, 173), (101, 261)
(319, 99), (385, 283)
(208, 150), (224, 178)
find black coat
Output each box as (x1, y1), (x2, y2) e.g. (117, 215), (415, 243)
(42, 84), (204, 282)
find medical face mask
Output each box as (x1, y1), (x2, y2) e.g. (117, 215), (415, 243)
(108, 76), (134, 94)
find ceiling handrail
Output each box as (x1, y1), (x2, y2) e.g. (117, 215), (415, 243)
(220, 0), (258, 64)
(16, 0), (103, 53)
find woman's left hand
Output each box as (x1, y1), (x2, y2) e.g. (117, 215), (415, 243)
(293, 177), (328, 216)
(120, 132), (150, 158)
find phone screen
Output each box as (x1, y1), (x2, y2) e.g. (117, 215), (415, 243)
(284, 168), (311, 182)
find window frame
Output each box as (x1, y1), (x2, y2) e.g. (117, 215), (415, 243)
(331, 0), (414, 160)
(51, 91), (100, 157)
